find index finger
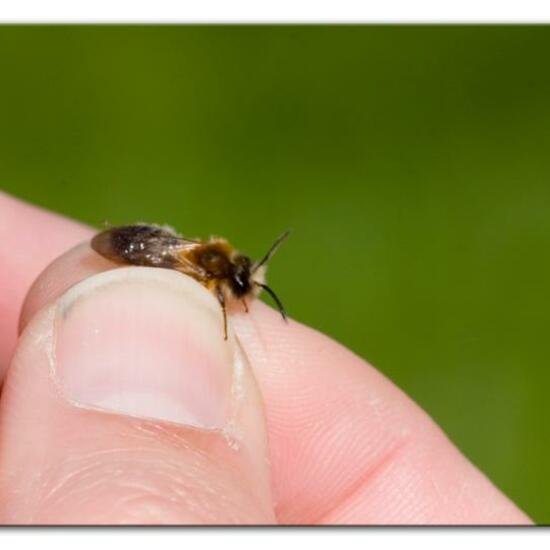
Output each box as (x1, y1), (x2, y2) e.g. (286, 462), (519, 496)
(233, 308), (532, 524)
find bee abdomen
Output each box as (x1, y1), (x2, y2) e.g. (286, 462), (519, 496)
(91, 224), (181, 268)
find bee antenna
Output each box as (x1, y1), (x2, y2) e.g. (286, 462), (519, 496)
(255, 282), (287, 321)
(253, 230), (291, 273)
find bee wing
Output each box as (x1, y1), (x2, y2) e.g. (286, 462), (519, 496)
(91, 224), (203, 272)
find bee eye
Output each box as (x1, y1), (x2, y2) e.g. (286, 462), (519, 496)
(235, 273), (246, 288)
(231, 262), (251, 297)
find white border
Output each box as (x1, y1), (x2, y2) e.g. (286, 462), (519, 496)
(1, 0), (550, 23)
(3, 530), (549, 550)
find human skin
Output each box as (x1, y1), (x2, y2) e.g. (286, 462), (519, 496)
(0, 191), (532, 524)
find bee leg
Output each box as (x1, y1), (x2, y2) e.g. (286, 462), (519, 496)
(241, 299), (249, 313)
(216, 286), (228, 340)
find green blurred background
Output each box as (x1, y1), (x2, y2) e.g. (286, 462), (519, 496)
(1, 25), (549, 522)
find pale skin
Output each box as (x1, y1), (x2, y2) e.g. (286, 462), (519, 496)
(0, 191), (532, 524)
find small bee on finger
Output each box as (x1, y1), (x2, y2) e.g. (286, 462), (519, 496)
(91, 224), (289, 339)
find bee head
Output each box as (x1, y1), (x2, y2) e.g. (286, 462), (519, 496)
(230, 255), (252, 297)
(228, 231), (289, 320)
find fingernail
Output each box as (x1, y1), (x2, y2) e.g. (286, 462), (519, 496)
(54, 267), (235, 429)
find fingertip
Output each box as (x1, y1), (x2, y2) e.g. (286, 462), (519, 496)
(18, 241), (114, 334)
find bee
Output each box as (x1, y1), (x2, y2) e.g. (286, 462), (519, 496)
(91, 224), (289, 339)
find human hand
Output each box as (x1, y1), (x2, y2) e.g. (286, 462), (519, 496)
(0, 192), (531, 524)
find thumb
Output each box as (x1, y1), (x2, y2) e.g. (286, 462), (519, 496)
(0, 267), (274, 524)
